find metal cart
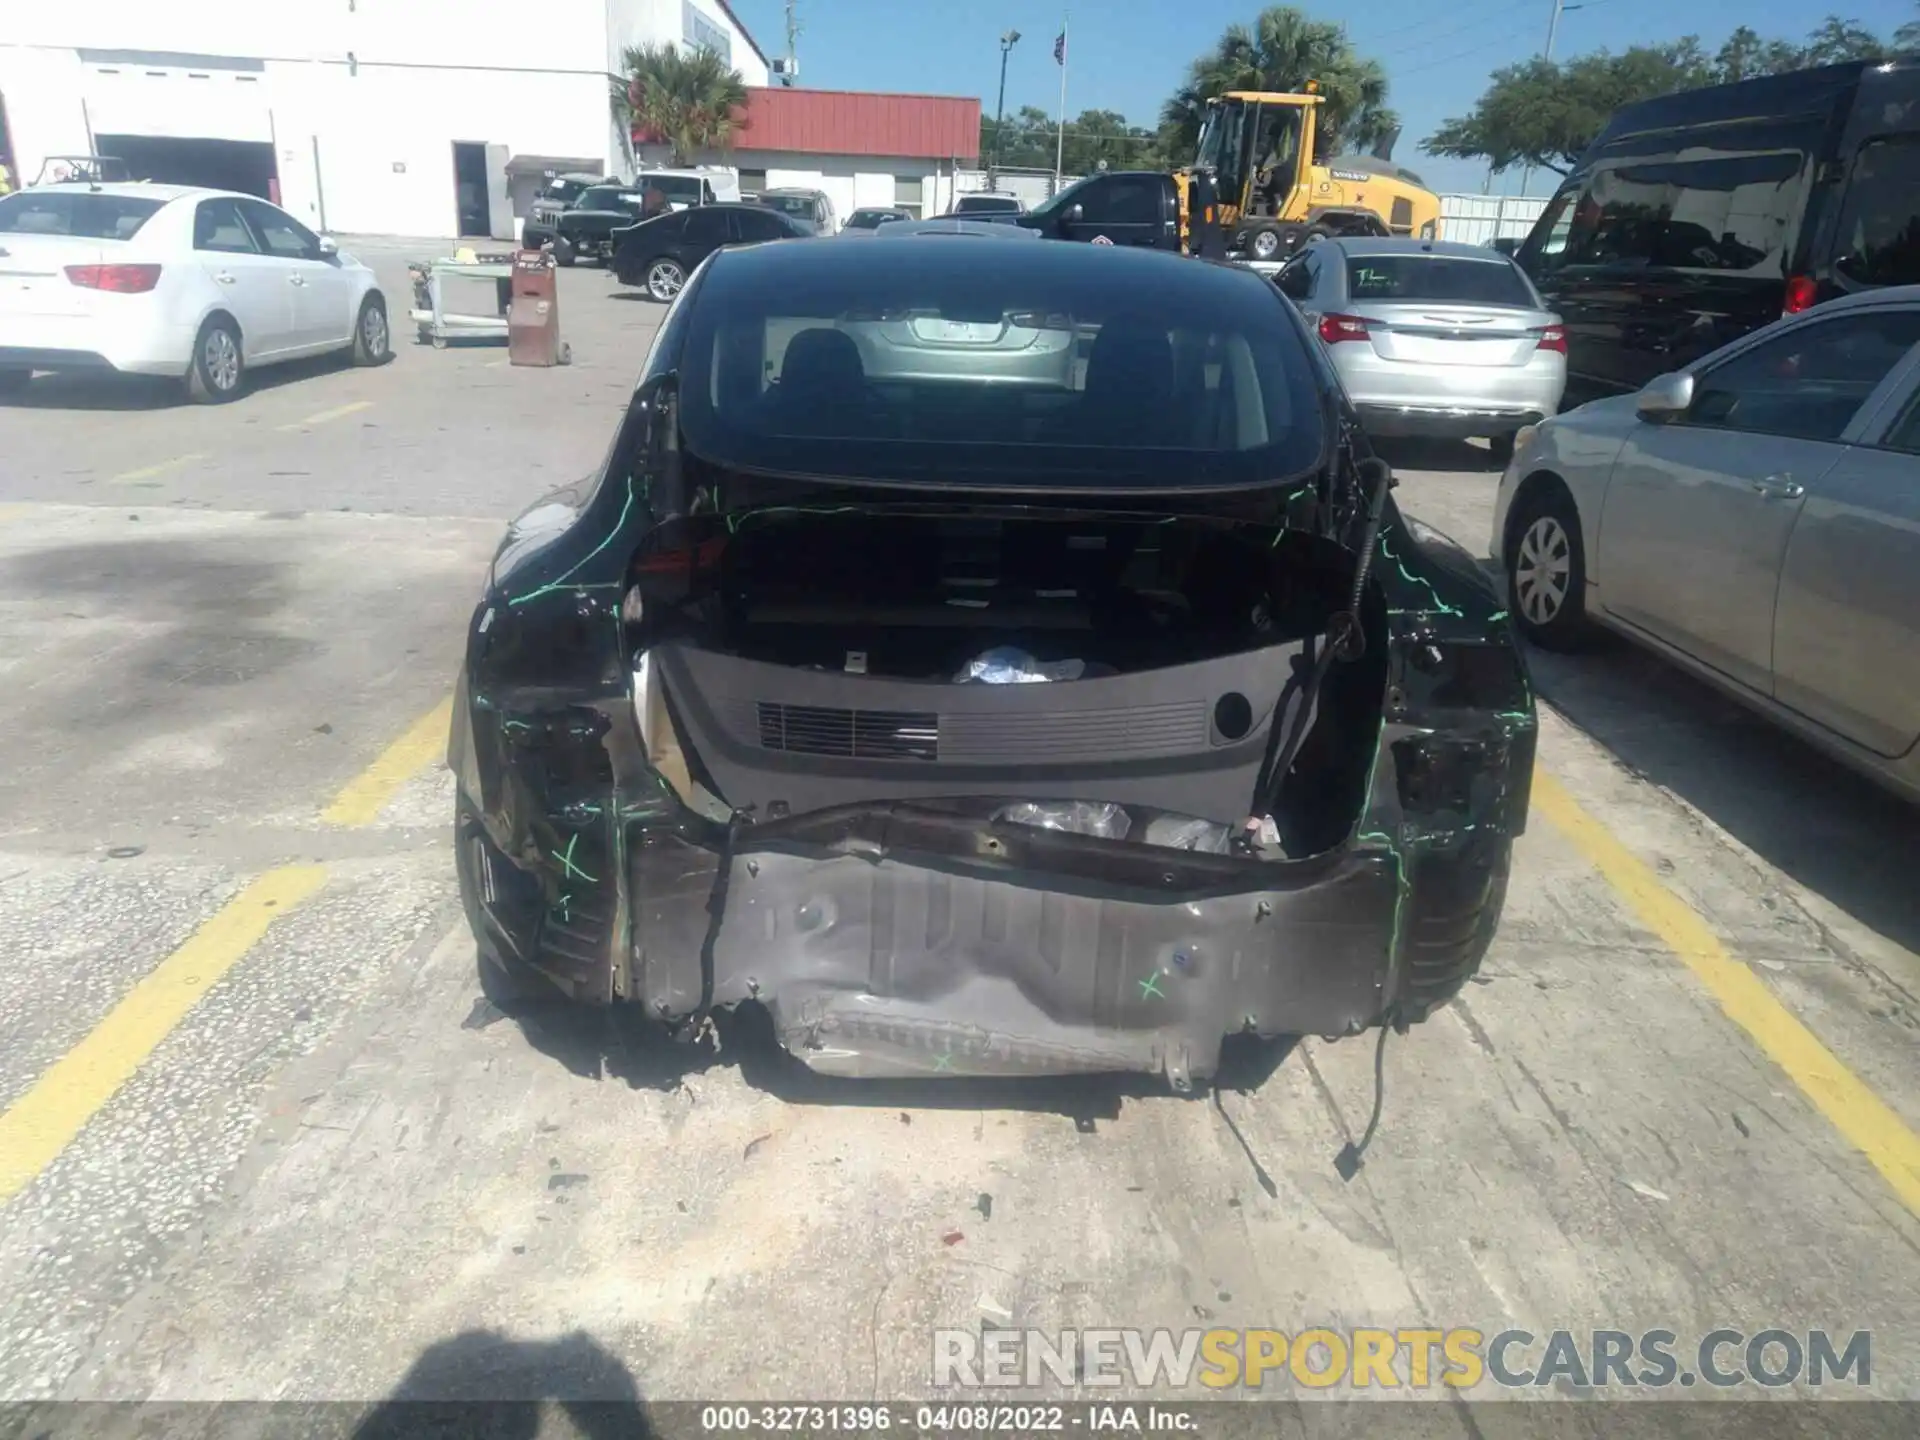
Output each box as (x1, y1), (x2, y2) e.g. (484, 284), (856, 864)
(408, 255), (516, 348)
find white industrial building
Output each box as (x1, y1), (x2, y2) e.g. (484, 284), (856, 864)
(0, 0), (769, 239)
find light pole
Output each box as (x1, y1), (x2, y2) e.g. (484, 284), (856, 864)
(991, 29), (1020, 177)
(1519, 0), (1581, 196)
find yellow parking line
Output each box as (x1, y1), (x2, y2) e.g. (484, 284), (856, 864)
(277, 399), (373, 433)
(0, 866), (327, 1205)
(1533, 767), (1920, 1216)
(320, 696), (453, 827)
(111, 452), (206, 484)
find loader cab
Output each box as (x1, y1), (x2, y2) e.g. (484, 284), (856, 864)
(1194, 92), (1319, 225)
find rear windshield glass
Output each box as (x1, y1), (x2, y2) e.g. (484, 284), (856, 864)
(1346, 256), (1536, 307)
(677, 248), (1326, 489)
(957, 195), (1020, 211)
(647, 176), (704, 200)
(758, 194), (817, 218)
(0, 191), (164, 240)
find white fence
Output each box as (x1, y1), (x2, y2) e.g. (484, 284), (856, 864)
(1439, 193), (1549, 245)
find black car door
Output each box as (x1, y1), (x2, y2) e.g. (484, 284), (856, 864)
(614, 211), (684, 279)
(733, 207), (794, 245)
(679, 206), (736, 265)
(1058, 175), (1173, 248)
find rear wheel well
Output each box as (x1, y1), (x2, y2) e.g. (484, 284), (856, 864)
(201, 308), (241, 347)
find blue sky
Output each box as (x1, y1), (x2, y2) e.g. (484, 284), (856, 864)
(726, 0), (1918, 194)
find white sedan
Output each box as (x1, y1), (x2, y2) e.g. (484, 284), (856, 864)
(0, 182), (390, 403)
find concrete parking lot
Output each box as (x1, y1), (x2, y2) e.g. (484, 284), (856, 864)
(1, 242), (1918, 1425)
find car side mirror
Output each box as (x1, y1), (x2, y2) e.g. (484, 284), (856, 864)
(1636, 371), (1694, 421)
(316, 235), (339, 258)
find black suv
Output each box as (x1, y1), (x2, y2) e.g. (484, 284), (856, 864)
(1513, 56), (1920, 403)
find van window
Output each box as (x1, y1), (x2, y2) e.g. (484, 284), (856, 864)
(647, 175), (705, 205)
(1564, 149), (1805, 272)
(1833, 135), (1920, 288)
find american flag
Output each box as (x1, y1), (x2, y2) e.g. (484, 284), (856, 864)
(1053, 31), (1066, 65)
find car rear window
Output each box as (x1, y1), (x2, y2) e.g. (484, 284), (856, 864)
(759, 194), (818, 219)
(645, 176), (705, 201)
(677, 245), (1325, 490)
(1346, 255), (1536, 307)
(0, 191), (164, 240)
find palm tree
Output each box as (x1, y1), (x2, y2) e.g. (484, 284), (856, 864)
(616, 42), (750, 166)
(1161, 7), (1398, 162)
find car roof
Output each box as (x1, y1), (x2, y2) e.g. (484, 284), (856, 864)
(12, 181), (222, 204)
(872, 217), (1039, 239)
(760, 187), (827, 197)
(1324, 237), (1514, 263)
(702, 226), (1284, 289)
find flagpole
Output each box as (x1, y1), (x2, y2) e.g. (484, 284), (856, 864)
(1053, 14), (1069, 191)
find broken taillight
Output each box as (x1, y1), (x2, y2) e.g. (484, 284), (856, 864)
(1318, 312), (1370, 344)
(64, 263), (162, 293)
(632, 535), (728, 573)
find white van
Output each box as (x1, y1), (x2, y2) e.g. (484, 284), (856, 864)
(635, 167), (742, 211)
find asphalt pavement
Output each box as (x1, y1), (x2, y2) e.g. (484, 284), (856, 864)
(0, 242), (1917, 1428)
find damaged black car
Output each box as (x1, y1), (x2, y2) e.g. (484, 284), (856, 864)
(450, 237), (1536, 1089)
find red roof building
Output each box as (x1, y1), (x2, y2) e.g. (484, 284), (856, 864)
(633, 87), (985, 227)
(736, 87), (980, 164)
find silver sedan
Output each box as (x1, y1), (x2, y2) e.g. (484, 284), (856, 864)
(1276, 237), (1566, 461)
(1492, 285), (1920, 804)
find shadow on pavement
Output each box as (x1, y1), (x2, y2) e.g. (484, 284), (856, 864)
(351, 1328), (653, 1438)
(1525, 636), (1920, 962)
(0, 350), (358, 411)
(484, 991), (1298, 1126)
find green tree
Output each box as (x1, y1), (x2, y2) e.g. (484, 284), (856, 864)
(979, 107), (1171, 175)
(1160, 6), (1398, 160)
(1425, 16), (1898, 178)
(615, 42), (749, 166)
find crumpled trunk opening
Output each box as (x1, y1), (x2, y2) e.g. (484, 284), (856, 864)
(625, 505), (1384, 861)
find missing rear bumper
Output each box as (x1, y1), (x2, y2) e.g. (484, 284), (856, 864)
(628, 809), (1399, 1085)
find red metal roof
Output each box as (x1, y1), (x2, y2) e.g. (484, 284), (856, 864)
(737, 87), (981, 162)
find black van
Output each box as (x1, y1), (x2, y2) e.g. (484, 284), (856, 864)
(1513, 56), (1920, 403)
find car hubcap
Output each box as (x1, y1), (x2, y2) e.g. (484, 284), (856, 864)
(649, 263), (682, 300)
(205, 330), (239, 391)
(1514, 516), (1572, 624)
(364, 305), (387, 355)
(1252, 230), (1279, 259)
